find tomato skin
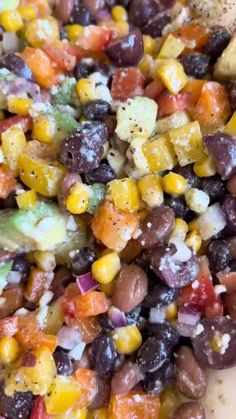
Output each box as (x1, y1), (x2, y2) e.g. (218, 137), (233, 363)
(157, 92), (192, 117)
(0, 116), (32, 135)
(42, 40), (76, 71)
(111, 68), (145, 101)
(0, 316), (18, 337)
(30, 396), (52, 419)
(144, 80), (165, 101)
(77, 26), (112, 51)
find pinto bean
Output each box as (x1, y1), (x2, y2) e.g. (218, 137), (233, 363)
(175, 402), (206, 419)
(54, 0), (75, 23)
(111, 361), (144, 394)
(138, 206), (175, 249)
(224, 293), (236, 320)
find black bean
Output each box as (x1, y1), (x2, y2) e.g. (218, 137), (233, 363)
(203, 133), (236, 179)
(143, 359), (175, 394)
(141, 11), (170, 37)
(207, 240), (230, 273)
(84, 163), (116, 185)
(0, 386), (33, 419)
(99, 314), (114, 331)
(83, 100), (111, 121)
(143, 284), (179, 307)
(0, 53), (34, 82)
(174, 164), (202, 189)
(181, 53), (210, 78)
(2, 191), (17, 208)
(53, 349), (74, 375)
(126, 307), (141, 324)
(137, 337), (170, 372)
(73, 61), (96, 80)
(205, 27), (230, 62)
(105, 29), (144, 67)
(165, 196), (193, 221)
(70, 4), (93, 25)
(202, 175), (226, 204)
(147, 322), (180, 347)
(59, 121), (108, 173)
(89, 335), (117, 375)
(222, 195), (236, 235)
(71, 247), (96, 275)
(12, 255), (30, 278)
(129, 0), (160, 27)
(228, 82), (236, 111)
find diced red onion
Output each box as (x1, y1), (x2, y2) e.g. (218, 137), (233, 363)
(69, 342), (86, 360)
(108, 306), (127, 328)
(177, 307), (201, 337)
(2, 78), (41, 102)
(76, 272), (99, 295)
(2, 32), (19, 53)
(7, 270), (22, 284)
(149, 305), (167, 324)
(57, 326), (82, 350)
(96, 9), (112, 21)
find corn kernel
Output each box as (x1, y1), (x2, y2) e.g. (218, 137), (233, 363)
(185, 230), (202, 253)
(8, 97), (33, 117)
(66, 24), (83, 41)
(1, 126), (27, 176)
(0, 10), (23, 32)
(159, 388), (179, 419)
(108, 178), (141, 212)
(162, 172), (187, 196)
(193, 155), (217, 178)
(169, 121), (205, 167)
(143, 35), (158, 55)
(33, 115), (56, 144)
(165, 303), (177, 321)
(111, 5), (128, 22)
(156, 59), (188, 94)
(224, 111), (236, 136)
(25, 17), (59, 48)
(111, 324), (142, 354)
(76, 78), (96, 105)
(16, 190), (37, 210)
(34, 250), (56, 272)
(100, 281), (115, 297)
(17, 5), (36, 21)
(0, 336), (20, 364)
(138, 174), (164, 208)
(143, 135), (176, 173)
(169, 218), (188, 241)
(0, 110), (5, 121)
(92, 251), (121, 285)
(66, 182), (91, 215)
(188, 219), (199, 232)
(185, 188), (210, 214)
(158, 34), (185, 59)
(138, 54), (153, 77)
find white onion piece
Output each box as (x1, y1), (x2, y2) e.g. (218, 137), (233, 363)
(177, 307), (201, 337)
(69, 342), (86, 360)
(57, 327), (82, 350)
(170, 237), (192, 263)
(3, 32), (19, 53)
(149, 305), (167, 324)
(7, 270), (22, 284)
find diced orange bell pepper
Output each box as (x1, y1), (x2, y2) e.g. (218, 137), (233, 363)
(182, 79), (206, 105)
(111, 68), (145, 101)
(65, 315), (101, 344)
(91, 200), (139, 252)
(73, 368), (98, 408)
(173, 23), (211, 52)
(74, 291), (109, 317)
(61, 283), (80, 318)
(109, 391), (160, 419)
(42, 40), (76, 72)
(0, 164), (17, 199)
(21, 47), (61, 89)
(0, 316), (18, 337)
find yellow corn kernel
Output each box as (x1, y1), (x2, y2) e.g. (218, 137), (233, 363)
(0, 110), (5, 121)
(138, 54), (153, 77)
(17, 5), (36, 21)
(108, 178), (141, 212)
(224, 111), (236, 136)
(143, 35), (158, 55)
(169, 121), (205, 167)
(66, 182), (91, 215)
(0, 336), (20, 364)
(33, 115), (56, 144)
(111, 5), (128, 22)
(45, 376), (80, 415)
(92, 251), (121, 285)
(156, 59), (188, 94)
(170, 218), (188, 241)
(16, 190), (37, 210)
(165, 303), (177, 321)
(185, 230), (202, 253)
(143, 135), (176, 173)
(159, 388), (179, 419)
(66, 24), (83, 41)
(138, 174), (164, 208)
(0, 10), (23, 31)
(100, 280), (115, 297)
(1, 126), (27, 176)
(111, 325), (142, 354)
(34, 250), (56, 272)
(76, 78), (96, 105)
(188, 219), (199, 232)
(162, 172), (187, 196)
(25, 16), (59, 47)
(193, 155), (217, 178)
(158, 34), (185, 59)
(8, 97), (33, 117)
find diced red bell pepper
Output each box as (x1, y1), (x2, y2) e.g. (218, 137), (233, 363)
(144, 80), (165, 102)
(30, 396), (53, 419)
(0, 316), (18, 337)
(111, 68), (145, 101)
(77, 25), (113, 51)
(42, 40), (76, 72)
(157, 92), (192, 117)
(74, 291), (109, 317)
(0, 115), (32, 135)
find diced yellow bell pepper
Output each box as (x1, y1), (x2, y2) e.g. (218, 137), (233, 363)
(56, 407), (87, 419)
(158, 34), (185, 59)
(45, 376), (80, 415)
(138, 54), (153, 77)
(5, 346), (56, 396)
(8, 97), (33, 117)
(19, 140), (66, 197)
(111, 325), (142, 354)
(43, 300), (64, 335)
(16, 190), (37, 210)
(1, 126), (27, 176)
(138, 174), (164, 208)
(0, 336), (20, 364)
(224, 111), (236, 136)
(143, 135), (176, 173)
(156, 59), (188, 94)
(143, 35), (158, 55)
(25, 17), (59, 47)
(92, 251), (121, 285)
(169, 121), (205, 167)
(193, 155), (217, 177)
(108, 178), (141, 212)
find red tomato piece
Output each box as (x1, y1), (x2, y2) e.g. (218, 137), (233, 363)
(111, 68), (145, 101)
(30, 396), (53, 419)
(61, 283), (80, 318)
(144, 80), (165, 101)
(42, 40), (76, 72)
(0, 115), (32, 135)
(0, 165), (17, 199)
(77, 25), (112, 51)
(157, 92), (192, 117)
(0, 316), (18, 337)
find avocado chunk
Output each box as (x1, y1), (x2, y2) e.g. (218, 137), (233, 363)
(0, 202), (68, 252)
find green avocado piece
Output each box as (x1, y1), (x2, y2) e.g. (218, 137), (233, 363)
(52, 78), (76, 106)
(87, 184), (106, 214)
(0, 261), (13, 290)
(53, 111), (79, 142)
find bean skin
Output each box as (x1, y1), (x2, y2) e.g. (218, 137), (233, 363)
(111, 361), (144, 394)
(138, 206), (175, 249)
(175, 402), (206, 419)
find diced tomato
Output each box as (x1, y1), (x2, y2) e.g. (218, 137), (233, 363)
(111, 68), (145, 101)
(0, 316), (18, 337)
(74, 291), (109, 317)
(77, 25), (112, 51)
(109, 391), (160, 419)
(173, 23), (211, 52)
(180, 256), (223, 316)
(144, 80), (165, 101)
(61, 283), (80, 318)
(30, 396), (53, 419)
(65, 315), (101, 344)
(0, 116), (32, 135)
(73, 368), (98, 408)
(64, 43), (85, 60)
(0, 165), (17, 199)
(158, 92), (192, 117)
(42, 40), (76, 72)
